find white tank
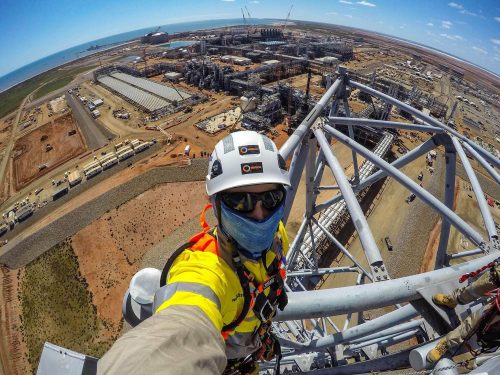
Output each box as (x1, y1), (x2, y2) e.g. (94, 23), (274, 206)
(240, 96), (257, 113)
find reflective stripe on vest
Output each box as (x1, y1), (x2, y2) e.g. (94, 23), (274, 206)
(154, 281), (221, 312)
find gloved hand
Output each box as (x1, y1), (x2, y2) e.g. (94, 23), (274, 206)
(255, 330), (281, 362)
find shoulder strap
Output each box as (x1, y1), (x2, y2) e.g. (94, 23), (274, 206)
(160, 241), (193, 287)
(160, 204), (214, 287)
(222, 253), (253, 335)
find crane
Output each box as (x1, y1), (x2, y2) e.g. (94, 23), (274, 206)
(241, 8), (247, 27)
(283, 5), (294, 36)
(244, 6), (255, 33)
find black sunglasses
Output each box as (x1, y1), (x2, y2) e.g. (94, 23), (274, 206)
(220, 187), (286, 213)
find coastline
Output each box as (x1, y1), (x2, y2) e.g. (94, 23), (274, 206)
(0, 40), (138, 95)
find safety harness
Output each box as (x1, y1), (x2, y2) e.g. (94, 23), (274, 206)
(456, 258), (500, 356)
(160, 204), (288, 341)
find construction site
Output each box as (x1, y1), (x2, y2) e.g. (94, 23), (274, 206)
(0, 17), (499, 375)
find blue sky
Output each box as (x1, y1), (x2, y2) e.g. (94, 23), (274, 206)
(0, 0), (499, 77)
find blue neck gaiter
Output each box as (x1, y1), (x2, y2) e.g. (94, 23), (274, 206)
(219, 200), (284, 260)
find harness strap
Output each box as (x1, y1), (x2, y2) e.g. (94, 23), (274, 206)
(222, 253), (253, 338)
(459, 257), (500, 283)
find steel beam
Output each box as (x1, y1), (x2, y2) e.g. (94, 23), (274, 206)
(286, 267), (359, 278)
(462, 142), (500, 185)
(347, 329), (420, 351)
(280, 304), (418, 350)
(349, 80), (500, 169)
(342, 98), (360, 184)
(329, 116), (444, 133)
(436, 150), (456, 268)
(283, 139), (308, 224)
(305, 135), (317, 219)
(314, 128), (388, 280)
(312, 220), (372, 281)
(448, 248), (484, 259)
(315, 137), (439, 213)
(286, 217), (309, 271)
(275, 251), (500, 320)
(324, 124), (485, 246)
(279, 78), (342, 160)
(452, 137), (498, 240)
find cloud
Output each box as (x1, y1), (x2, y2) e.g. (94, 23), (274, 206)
(441, 20), (453, 29)
(460, 9), (478, 17)
(357, 1), (376, 7)
(250, 0), (259, 3)
(326, 11), (338, 15)
(491, 39), (500, 45)
(339, 0), (353, 4)
(440, 33), (464, 41)
(495, 17), (500, 22)
(221, 0), (235, 2)
(426, 22), (434, 27)
(472, 46), (488, 54)
(344, 14), (353, 18)
(448, 2), (463, 10)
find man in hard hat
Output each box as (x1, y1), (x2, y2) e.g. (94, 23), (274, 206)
(99, 131), (290, 374)
(427, 260), (500, 364)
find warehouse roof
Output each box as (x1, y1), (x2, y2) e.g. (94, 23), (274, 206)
(111, 72), (191, 102)
(98, 76), (170, 112)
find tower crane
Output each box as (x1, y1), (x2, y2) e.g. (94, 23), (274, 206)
(282, 5), (294, 36)
(244, 6), (256, 34)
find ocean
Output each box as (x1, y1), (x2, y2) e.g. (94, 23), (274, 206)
(0, 18), (276, 93)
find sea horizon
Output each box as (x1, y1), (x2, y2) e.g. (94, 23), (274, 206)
(1, 17), (498, 94)
(0, 18), (276, 93)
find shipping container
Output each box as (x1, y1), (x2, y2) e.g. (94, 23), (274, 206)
(117, 149), (135, 161)
(85, 167), (102, 178)
(52, 186), (69, 201)
(102, 156), (118, 170)
(16, 204), (34, 221)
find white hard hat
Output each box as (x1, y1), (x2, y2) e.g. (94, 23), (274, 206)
(206, 131), (290, 196)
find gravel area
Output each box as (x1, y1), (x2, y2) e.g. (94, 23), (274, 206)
(455, 162), (499, 200)
(0, 159), (208, 268)
(385, 155), (445, 279)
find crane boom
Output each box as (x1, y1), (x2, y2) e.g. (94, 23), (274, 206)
(283, 5), (294, 34)
(241, 8), (247, 26)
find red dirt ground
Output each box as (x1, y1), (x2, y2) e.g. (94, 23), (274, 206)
(70, 181), (208, 339)
(12, 114), (86, 190)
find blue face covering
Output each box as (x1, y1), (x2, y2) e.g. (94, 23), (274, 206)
(219, 200), (284, 259)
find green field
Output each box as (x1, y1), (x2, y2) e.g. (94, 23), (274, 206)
(0, 65), (96, 119)
(20, 240), (114, 371)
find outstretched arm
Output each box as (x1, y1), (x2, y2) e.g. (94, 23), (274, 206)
(97, 304), (226, 374)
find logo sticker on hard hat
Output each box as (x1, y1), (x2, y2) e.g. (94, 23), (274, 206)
(238, 145), (260, 155)
(241, 162), (263, 174)
(210, 160), (223, 178)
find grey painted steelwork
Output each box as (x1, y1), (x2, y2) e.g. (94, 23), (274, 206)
(279, 78), (342, 160)
(314, 128), (387, 280)
(330, 116), (445, 133)
(349, 80), (500, 169)
(462, 141), (500, 185)
(324, 124), (485, 246)
(277, 251), (500, 320)
(436, 150), (456, 268)
(452, 137), (498, 240)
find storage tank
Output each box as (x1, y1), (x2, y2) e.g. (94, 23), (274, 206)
(240, 96), (257, 113)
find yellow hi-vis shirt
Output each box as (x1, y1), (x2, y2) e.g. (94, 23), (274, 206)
(155, 222), (289, 359)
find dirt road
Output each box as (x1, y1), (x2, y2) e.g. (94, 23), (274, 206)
(65, 93), (114, 149)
